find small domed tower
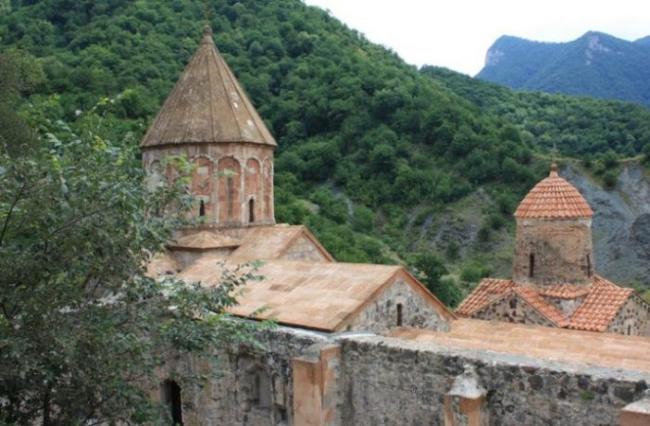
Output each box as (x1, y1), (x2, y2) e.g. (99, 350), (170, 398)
(512, 163), (594, 286)
(140, 26), (276, 229)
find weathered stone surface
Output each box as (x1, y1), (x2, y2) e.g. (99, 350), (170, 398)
(513, 218), (593, 286)
(472, 292), (555, 327)
(344, 274), (451, 333)
(608, 296), (650, 336)
(162, 324), (650, 426)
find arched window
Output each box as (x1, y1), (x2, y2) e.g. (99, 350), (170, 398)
(162, 380), (183, 425)
(227, 176), (234, 218)
(586, 254), (592, 277)
(249, 198), (255, 223)
(396, 303), (403, 327)
(529, 253), (535, 278)
(199, 200), (205, 217)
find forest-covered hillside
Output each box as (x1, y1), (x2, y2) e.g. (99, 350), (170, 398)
(477, 32), (650, 107)
(2, 0), (650, 304)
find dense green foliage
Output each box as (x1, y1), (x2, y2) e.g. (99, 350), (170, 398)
(477, 32), (650, 107)
(0, 54), (262, 425)
(2, 0), (650, 305)
(423, 66), (650, 158)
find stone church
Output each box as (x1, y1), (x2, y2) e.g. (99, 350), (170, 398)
(457, 164), (650, 335)
(144, 27), (650, 426)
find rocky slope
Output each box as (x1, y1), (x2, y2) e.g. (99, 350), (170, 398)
(563, 162), (650, 285)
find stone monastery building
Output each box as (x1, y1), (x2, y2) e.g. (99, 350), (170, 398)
(145, 27), (650, 426)
(457, 164), (650, 335)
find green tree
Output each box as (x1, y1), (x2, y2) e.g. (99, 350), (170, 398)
(0, 84), (261, 424)
(412, 252), (461, 306)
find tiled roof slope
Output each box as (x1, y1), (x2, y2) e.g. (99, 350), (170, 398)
(141, 27), (276, 148)
(456, 278), (515, 316)
(568, 276), (634, 331)
(457, 275), (635, 332)
(162, 225), (333, 260)
(514, 164), (593, 219)
(176, 259), (453, 332)
(169, 230), (240, 250)
(391, 319), (650, 373)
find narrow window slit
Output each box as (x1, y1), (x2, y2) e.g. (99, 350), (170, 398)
(396, 303), (403, 327)
(249, 198), (255, 223)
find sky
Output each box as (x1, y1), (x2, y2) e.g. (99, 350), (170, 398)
(303, 0), (650, 76)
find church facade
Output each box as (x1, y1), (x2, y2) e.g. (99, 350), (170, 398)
(143, 27), (650, 426)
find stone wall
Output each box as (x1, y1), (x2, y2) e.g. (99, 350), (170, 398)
(165, 324), (650, 426)
(343, 272), (450, 333)
(608, 295), (650, 337)
(472, 293), (555, 327)
(159, 326), (327, 426)
(513, 218), (593, 286)
(340, 336), (650, 426)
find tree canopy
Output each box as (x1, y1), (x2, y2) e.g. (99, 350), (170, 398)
(0, 56), (262, 425)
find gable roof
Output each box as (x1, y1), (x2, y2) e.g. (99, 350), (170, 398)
(176, 259), (453, 332)
(514, 164), (593, 219)
(230, 225), (334, 262)
(141, 27), (276, 149)
(456, 275), (637, 332)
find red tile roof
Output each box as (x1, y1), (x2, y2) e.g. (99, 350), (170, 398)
(514, 164), (593, 219)
(568, 276), (634, 332)
(538, 284), (592, 299)
(455, 278), (515, 316)
(456, 275), (636, 333)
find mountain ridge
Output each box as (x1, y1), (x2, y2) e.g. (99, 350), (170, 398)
(478, 31), (650, 106)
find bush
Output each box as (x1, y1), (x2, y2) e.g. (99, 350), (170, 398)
(445, 241), (460, 260)
(460, 263), (491, 283)
(602, 170), (618, 188)
(477, 225), (491, 242)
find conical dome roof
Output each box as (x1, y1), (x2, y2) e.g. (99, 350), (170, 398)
(141, 27), (276, 148)
(514, 164), (593, 219)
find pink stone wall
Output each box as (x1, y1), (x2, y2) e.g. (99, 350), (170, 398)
(142, 142), (275, 229)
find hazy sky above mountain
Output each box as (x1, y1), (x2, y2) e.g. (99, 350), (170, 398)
(303, 0), (650, 75)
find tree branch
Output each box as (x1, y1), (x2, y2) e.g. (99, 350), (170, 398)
(0, 180), (26, 247)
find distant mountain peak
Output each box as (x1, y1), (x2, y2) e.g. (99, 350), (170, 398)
(477, 31), (650, 106)
(636, 36), (650, 46)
